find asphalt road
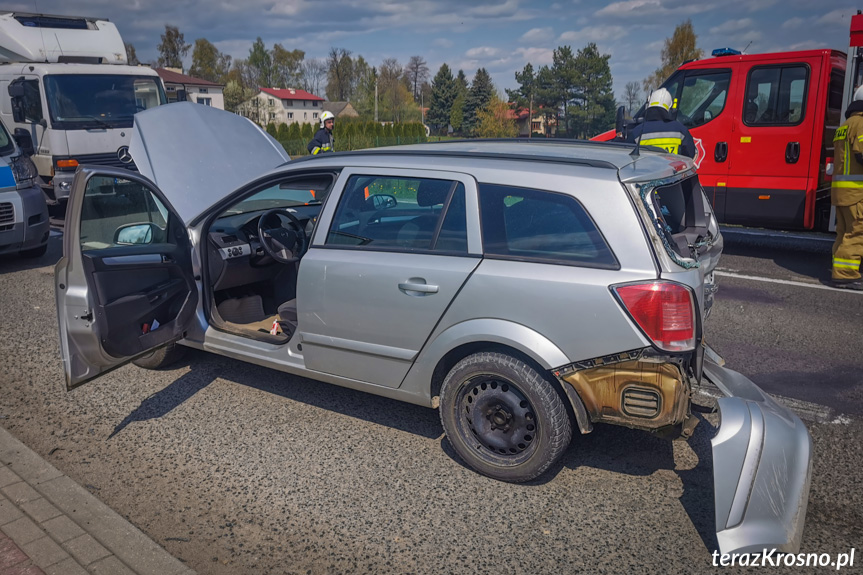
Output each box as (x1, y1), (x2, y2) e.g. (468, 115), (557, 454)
(0, 231), (860, 574)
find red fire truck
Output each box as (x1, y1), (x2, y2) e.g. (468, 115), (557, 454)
(594, 14), (863, 230)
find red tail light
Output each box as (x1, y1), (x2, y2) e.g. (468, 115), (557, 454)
(613, 282), (696, 352)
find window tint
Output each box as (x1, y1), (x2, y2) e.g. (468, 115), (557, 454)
(80, 176), (169, 251)
(22, 80), (43, 123)
(678, 71), (731, 128)
(327, 175), (467, 253)
(829, 68), (844, 111)
(478, 184), (617, 268)
(744, 65), (808, 126)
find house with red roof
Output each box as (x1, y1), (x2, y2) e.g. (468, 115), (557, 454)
(155, 67), (225, 110)
(237, 87), (325, 125)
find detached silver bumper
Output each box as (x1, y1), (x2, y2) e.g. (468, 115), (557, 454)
(704, 358), (812, 555)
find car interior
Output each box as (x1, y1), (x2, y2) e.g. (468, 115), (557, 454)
(204, 174), (336, 344)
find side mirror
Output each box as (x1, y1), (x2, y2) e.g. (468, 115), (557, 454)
(114, 222), (161, 245)
(7, 81), (24, 99)
(8, 79), (25, 123)
(615, 106), (627, 140)
(176, 89), (187, 102)
(13, 128), (34, 156)
(365, 194), (397, 210)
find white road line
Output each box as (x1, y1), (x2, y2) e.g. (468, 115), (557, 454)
(715, 270), (863, 295)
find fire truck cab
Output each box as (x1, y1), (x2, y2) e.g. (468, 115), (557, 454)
(596, 49), (846, 230)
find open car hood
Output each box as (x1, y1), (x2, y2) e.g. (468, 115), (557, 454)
(129, 102), (290, 224)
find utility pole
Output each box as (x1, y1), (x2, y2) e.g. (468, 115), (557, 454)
(421, 90), (424, 126)
(374, 77), (378, 122)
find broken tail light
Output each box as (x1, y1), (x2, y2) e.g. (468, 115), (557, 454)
(612, 281), (696, 352)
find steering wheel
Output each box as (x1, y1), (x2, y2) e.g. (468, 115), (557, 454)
(257, 208), (308, 264)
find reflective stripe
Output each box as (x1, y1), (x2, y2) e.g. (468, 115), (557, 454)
(831, 180), (863, 188)
(311, 147), (321, 155)
(639, 135), (683, 154)
(832, 174), (863, 181)
(857, 134), (863, 142)
(834, 257), (861, 265)
(649, 101), (670, 111)
(638, 131), (685, 140)
(833, 259), (861, 270)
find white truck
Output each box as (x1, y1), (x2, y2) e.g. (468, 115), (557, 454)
(0, 12), (167, 206)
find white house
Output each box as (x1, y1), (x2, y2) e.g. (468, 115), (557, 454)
(155, 67), (225, 110)
(238, 87), (325, 125)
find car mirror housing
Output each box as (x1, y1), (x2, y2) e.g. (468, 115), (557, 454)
(114, 222), (160, 245)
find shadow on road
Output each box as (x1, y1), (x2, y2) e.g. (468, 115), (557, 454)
(0, 235), (63, 274)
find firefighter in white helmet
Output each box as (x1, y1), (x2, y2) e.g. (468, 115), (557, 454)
(308, 111), (335, 155)
(626, 88), (696, 158)
(829, 84), (863, 289)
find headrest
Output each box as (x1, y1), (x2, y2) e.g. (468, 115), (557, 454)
(417, 180), (451, 207)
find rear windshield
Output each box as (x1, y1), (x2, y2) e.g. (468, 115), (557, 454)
(478, 183), (618, 269)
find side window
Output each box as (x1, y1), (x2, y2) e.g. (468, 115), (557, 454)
(743, 65), (809, 126)
(326, 175), (468, 253)
(23, 80), (43, 123)
(678, 70), (731, 128)
(478, 184), (617, 268)
(828, 68), (844, 111)
(80, 177), (169, 251)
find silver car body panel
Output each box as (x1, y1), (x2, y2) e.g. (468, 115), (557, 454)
(704, 357), (812, 555)
(129, 102), (289, 225)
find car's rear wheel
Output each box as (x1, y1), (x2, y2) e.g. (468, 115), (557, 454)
(439, 352), (572, 483)
(132, 342), (187, 370)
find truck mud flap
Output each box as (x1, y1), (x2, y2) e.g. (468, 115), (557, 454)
(703, 358), (813, 555)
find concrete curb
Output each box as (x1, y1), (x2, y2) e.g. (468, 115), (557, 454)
(0, 426), (194, 575)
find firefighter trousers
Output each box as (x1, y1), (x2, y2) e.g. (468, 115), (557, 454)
(832, 201), (863, 280)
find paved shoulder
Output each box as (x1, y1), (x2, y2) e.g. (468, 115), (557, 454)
(0, 426), (194, 575)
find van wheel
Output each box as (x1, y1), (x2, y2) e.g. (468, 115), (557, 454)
(133, 342), (187, 370)
(439, 352), (572, 483)
(20, 244), (47, 258)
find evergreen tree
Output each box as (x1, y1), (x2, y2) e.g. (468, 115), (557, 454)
(463, 68), (495, 136)
(301, 123), (314, 140)
(568, 43), (616, 138)
(266, 122), (278, 137)
(427, 64), (456, 135)
(276, 123), (289, 141)
(507, 63), (536, 136)
(288, 122), (301, 140)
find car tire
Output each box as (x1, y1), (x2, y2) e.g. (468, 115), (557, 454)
(132, 342), (187, 370)
(439, 352), (572, 483)
(19, 244), (47, 258)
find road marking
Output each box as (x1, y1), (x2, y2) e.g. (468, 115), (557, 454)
(715, 270), (863, 295)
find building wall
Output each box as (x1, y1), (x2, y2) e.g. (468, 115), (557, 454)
(238, 92), (323, 126)
(187, 86), (225, 110)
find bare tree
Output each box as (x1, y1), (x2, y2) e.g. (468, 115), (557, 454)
(622, 81), (641, 115)
(326, 47), (353, 101)
(404, 55), (430, 102)
(301, 58), (327, 97)
(157, 25), (190, 68)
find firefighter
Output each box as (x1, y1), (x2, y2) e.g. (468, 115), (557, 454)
(627, 88), (697, 159)
(830, 85), (863, 290)
(308, 111), (335, 155)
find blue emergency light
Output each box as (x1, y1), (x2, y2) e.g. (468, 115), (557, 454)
(712, 47), (741, 57)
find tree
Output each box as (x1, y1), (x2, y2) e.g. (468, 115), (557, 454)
(301, 58), (327, 97)
(326, 47), (354, 101)
(125, 43), (140, 66)
(622, 81), (641, 116)
(476, 95), (518, 138)
(157, 25), (190, 68)
(404, 56), (430, 102)
(551, 46), (578, 137)
(643, 19), (703, 92)
(190, 39), (231, 83)
(567, 43), (616, 138)
(379, 58), (415, 122)
(272, 45), (305, 88)
(248, 38), (274, 88)
(301, 123), (314, 141)
(223, 80), (248, 113)
(427, 64), (456, 135)
(464, 68), (495, 136)
(450, 70), (469, 134)
(507, 63), (536, 137)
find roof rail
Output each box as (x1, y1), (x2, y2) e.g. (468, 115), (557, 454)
(419, 137), (636, 150)
(287, 147), (619, 170)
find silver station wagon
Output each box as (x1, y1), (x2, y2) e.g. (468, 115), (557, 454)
(56, 104), (812, 556)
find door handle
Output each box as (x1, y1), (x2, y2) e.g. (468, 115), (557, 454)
(785, 141), (800, 164)
(714, 142), (728, 163)
(398, 282), (439, 294)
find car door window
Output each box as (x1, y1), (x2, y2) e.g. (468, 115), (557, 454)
(79, 176), (169, 251)
(326, 175), (467, 253)
(479, 184), (617, 268)
(678, 70), (731, 128)
(743, 65), (809, 126)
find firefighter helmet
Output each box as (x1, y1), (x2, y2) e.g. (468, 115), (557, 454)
(320, 111), (335, 128)
(647, 88), (674, 112)
(854, 85), (863, 102)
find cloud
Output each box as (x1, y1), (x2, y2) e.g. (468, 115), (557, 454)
(466, 46), (502, 58)
(595, 0), (710, 18)
(709, 18), (755, 35)
(782, 17), (804, 30)
(816, 9), (856, 27)
(514, 47), (554, 66)
(558, 25), (626, 45)
(432, 38), (454, 48)
(520, 27), (554, 43)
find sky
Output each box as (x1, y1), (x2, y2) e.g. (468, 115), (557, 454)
(6, 0), (860, 101)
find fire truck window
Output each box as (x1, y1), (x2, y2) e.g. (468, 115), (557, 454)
(829, 69), (844, 111)
(678, 71), (731, 128)
(744, 65), (809, 126)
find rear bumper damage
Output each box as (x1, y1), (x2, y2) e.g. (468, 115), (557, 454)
(704, 357), (812, 556)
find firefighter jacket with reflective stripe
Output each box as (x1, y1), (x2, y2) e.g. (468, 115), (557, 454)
(832, 110), (863, 206)
(308, 128), (334, 155)
(627, 108), (696, 159)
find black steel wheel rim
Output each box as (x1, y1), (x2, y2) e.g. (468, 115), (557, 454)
(455, 374), (538, 463)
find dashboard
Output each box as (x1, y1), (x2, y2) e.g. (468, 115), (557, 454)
(207, 205), (321, 291)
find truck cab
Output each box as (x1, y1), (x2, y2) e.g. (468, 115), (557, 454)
(597, 49), (846, 230)
(0, 12), (167, 206)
